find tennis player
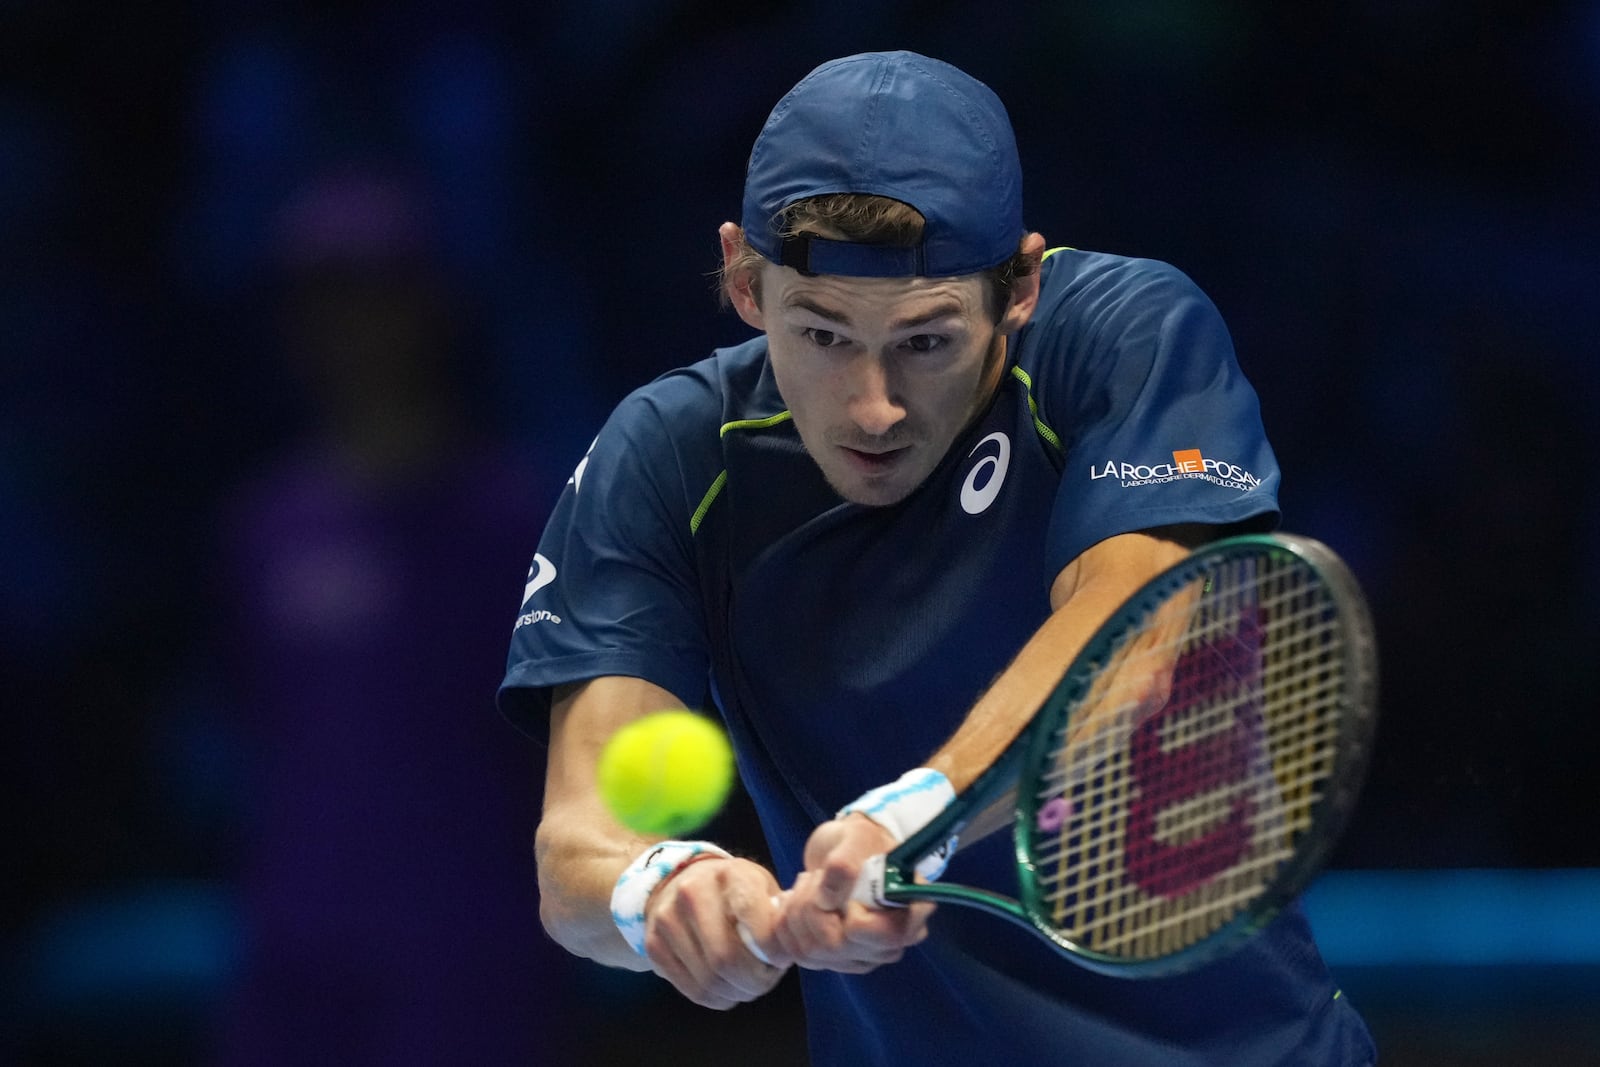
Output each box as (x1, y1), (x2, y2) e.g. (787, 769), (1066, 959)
(502, 51), (1375, 1064)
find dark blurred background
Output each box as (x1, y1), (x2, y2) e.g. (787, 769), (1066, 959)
(3, 2), (1597, 1064)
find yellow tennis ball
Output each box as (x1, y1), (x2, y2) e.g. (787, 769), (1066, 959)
(597, 710), (735, 836)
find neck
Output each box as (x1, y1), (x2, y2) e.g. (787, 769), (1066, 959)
(963, 331), (1010, 431)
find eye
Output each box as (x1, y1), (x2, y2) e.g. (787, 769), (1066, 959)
(900, 334), (946, 354)
(802, 327), (843, 348)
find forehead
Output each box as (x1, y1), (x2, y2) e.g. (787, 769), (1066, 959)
(761, 262), (987, 324)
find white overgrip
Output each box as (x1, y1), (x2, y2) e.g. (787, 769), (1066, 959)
(851, 853), (896, 907)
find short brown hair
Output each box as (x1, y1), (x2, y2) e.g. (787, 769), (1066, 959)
(720, 193), (1037, 321)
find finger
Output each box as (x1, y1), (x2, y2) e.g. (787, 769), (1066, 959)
(719, 942), (785, 1000)
(817, 951), (904, 974)
(655, 893), (761, 1008)
(773, 872), (843, 960)
(816, 854), (860, 911)
(797, 906), (907, 973)
(842, 898), (935, 952)
(780, 894), (903, 971)
(667, 928), (770, 1008)
(686, 881), (790, 1000)
(648, 929), (740, 1011)
(713, 913), (789, 1000)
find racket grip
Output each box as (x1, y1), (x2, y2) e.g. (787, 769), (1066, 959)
(737, 921), (773, 965)
(852, 854), (901, 908)
(736, 894), (785, 966)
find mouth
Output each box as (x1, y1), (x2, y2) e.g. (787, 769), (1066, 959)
(839, 445), (910, 474)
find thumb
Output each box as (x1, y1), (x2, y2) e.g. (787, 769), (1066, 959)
(817, 853), (860, 911)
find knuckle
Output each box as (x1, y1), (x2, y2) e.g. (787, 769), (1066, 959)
(667, 886), (698, 918)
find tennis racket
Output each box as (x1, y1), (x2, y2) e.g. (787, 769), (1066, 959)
(852, 532), (1378, 977)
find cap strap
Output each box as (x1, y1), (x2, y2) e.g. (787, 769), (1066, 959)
(779, 233), (927, 278)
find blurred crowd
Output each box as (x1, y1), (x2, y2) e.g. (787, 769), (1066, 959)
(3, 2), (1597, 1062)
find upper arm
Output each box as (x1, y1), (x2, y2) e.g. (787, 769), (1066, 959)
(498, 382), (719, 741)
(1048, 523), (1212, 612)
(1028, 256), (1281, 579)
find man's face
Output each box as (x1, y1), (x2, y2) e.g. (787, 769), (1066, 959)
(755, 265), (1010, 507)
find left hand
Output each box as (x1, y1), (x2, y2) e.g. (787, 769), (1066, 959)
(642, 855), (793, 1009)
(771, 813), (936, 973)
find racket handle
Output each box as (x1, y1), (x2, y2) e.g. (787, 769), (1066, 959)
(736, 894), (785, 966)
(852, 854), (901, 908)
(737, 921), (773, 965)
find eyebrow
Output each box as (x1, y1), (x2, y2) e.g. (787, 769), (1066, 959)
(782, 295), (965, 332)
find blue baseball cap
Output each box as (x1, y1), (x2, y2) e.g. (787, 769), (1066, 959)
(741, 51), (1024, 278)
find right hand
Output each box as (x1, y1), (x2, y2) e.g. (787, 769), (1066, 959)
(772, 813), (935, 974)
(643, 855), (793, 1010)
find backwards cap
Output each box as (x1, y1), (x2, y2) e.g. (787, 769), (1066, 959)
(741, 51), (1024, 278)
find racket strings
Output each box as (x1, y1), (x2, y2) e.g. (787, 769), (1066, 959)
(1026, 554), (1351, 960)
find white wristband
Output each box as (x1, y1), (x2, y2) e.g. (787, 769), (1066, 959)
(611, 841), (732, 957)
(838, 767), (958, 882)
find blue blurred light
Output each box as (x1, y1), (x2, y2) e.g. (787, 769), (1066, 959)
(1304, 869), (1600, 966)
(18, 881), (240, 1020)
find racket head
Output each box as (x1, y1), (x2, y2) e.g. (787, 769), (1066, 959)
(1008, 532), (1378, 976)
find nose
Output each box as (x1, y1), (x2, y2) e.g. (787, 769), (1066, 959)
(845, 353), (905, 438)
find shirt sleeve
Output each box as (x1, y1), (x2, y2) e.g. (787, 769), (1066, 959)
(497, 381), (714, 741)
(1029, 254), (1281, 578)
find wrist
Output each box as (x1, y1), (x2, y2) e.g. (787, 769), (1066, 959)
(838, 768), (957, 881)
(611, 841), (732, 957)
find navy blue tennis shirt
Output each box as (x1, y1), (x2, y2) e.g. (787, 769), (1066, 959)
(500, 248), (1376, 1065)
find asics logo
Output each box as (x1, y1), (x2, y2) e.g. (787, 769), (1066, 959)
(960, 432), (1011, 515)
(523, 553), (557, 605)
(569, 436), (598, 493)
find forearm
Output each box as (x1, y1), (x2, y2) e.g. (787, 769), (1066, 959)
(925, 526), (1205, 791)
(924, 585), (1126, 790)
(537, 677), (693, 970)
(534, 804), (658, 970)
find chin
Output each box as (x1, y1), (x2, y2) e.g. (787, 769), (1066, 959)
(823, 468), (920, 508)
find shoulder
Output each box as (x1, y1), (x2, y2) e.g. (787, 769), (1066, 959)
(1032, 248), (1216, 331)
(606, 337), (775, 449)
(1017, 249), (1231, 379)
(575, 338), (780, 524)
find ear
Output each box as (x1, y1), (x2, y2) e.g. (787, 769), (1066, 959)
(997, 232), (1048, 335)
(719, 222), (767, 331)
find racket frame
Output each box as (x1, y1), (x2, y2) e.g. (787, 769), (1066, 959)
(874, 532), (1379, 976)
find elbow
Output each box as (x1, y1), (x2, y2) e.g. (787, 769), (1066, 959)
(533, 817), (647, 969)
(535, 872), (566, 944)
(535, 874), (586, 955)
(533, 819), (581, 949)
